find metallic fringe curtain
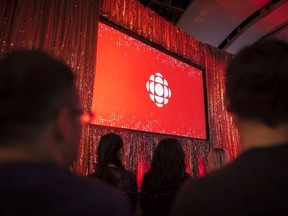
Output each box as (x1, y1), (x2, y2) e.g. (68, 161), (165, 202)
(96, 0), (241, 187)
(0, 0), (241, 186)
(0, 0), (99, 174)
(204, 45), (241, 159)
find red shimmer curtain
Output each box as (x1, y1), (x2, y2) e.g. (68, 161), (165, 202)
(204, 45), (241, 159)
(86, 0), (210, 186)
(0, 0), (100, 175)
(94, 0), (241, 186)
(0, 0), (241, 183)
(87, 0), (210, 188)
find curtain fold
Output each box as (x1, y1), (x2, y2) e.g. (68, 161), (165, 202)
(0, 0), (100, 175)
(204, 44), (241, 159)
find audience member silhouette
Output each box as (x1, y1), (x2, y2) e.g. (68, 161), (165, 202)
(0, 50), (132, 215)
(206, 147), (230, 172)
(89, 133), (137, 208)
(141, 138), (190, 216)
(171, 40), (288, 216)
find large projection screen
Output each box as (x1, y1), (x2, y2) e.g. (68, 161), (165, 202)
(91, 21), (207, 139)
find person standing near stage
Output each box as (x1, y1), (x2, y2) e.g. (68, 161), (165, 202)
(0, 50), (133, 215)
(89, 133), (137, 209)
(206, 147), (230, 173)
(141, 138), (190, 216)
(171, 40), (288, 216)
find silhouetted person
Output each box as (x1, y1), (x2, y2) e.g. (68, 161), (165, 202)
(171, 40), (288, 216)
(141, 138), (190, 216)
(89, 133), (137, 209)
(0, 50), (133, 215)
(206, 147), (230, 173)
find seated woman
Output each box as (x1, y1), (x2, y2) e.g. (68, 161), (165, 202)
(89, 133), (137, 208)
(140, 138), (190, 216)
(206, 147), (231, 172)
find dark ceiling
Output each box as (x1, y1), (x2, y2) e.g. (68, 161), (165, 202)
(138, 0), (288, 55)
(139, 0), (193, 24)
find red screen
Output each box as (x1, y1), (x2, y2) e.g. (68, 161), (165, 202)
(92, 22), (207, 139)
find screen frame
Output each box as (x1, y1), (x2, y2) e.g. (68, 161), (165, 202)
(93, 17), (210, 141)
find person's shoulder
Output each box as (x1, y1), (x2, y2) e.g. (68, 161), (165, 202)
(69, 175), (134, 215)
(45, 165), (133, 215)
(0, 162), (133, 215)
(170, 171), (227, 216)
(142, 171), (158, 186)
(142, 171), (152, 181)
(111, 167), (135, 181)
(177, 165), (235, 200)
(87, 170), (101, 179)
(123, 169), (136, 179)
(183, 171), (191, 179)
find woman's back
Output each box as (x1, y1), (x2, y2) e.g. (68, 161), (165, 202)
(140, 138), (190, 216)
(90, 166), (137, 193)
(89, 133), (137, 209)
(141, 170), (189, 216)
(142, 170), (189, 193)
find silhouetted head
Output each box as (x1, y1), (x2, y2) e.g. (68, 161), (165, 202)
(151, 138), (185, 173)
(146, 138), (186, 189)
(207, 147), (230, 172)
(0, 50), (81, 166)
(97, 133), (124, 169)
(225, 40), (288, 126)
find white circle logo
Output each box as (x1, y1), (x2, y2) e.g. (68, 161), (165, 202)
(146, 72), (171, 108)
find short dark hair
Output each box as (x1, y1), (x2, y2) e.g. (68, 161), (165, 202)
(0, 50), (75, 144)
(225, 40), (288, 126)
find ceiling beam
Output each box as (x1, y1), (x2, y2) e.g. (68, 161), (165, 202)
(218, 0), (281, 50)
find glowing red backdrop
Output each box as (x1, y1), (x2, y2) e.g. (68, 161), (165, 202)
(0, 0), (240, 187)
(92, 22), (207, 139)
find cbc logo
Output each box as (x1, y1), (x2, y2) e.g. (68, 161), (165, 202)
(146, 72), (171, 108)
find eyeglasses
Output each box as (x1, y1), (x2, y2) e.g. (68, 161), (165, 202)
(70, 108), (94, 124)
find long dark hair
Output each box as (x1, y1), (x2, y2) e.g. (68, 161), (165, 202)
(144, 138), (186, 191)
(96, 133), (124, 169)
